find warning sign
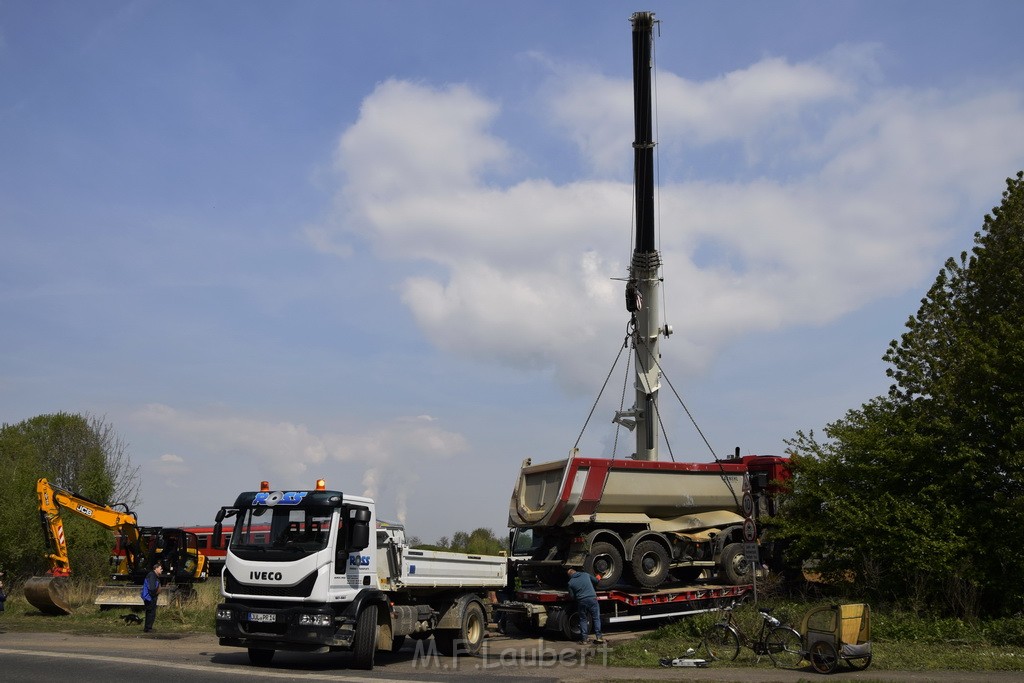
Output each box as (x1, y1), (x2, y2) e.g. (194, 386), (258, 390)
(743, 542), (760, 564)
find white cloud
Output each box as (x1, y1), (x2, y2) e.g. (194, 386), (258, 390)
(132, 404), (467, 514)
(336, 79), (510, 198)
(152, 453), (188, 486)
(311, 48), (1024, 392)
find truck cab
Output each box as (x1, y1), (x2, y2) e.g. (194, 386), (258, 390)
(214, 479), (505, 670)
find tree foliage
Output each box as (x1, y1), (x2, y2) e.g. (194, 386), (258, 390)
(778, 172), (1024, 618)
(412, 527), (508, 555)
(0, 413), (140, 580)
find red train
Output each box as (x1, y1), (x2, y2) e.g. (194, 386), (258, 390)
(181, 524), (272, 575)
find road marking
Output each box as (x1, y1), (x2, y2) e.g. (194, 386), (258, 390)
(0, 648), (422, 682)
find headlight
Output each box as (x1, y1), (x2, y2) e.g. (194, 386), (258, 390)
(299, 613), (332, 627)
(216, 609), (233, 620)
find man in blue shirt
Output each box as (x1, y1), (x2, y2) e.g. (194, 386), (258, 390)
(140, 563), (163, 632)
(566, 567), (604, 644)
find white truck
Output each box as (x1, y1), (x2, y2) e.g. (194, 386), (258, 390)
(213, 479), (507, 670)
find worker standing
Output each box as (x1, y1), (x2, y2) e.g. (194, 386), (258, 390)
(566, 567), (605, 645)
(141, 563), (163, 632)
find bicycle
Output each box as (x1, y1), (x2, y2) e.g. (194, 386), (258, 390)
(702, 601), (804, 669)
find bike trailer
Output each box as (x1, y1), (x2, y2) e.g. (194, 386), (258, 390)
(800, 603), (872, 674)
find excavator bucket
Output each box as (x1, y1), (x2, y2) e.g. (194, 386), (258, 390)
(94, 583), (195, 609)
(94, 583), (147, 609)
(24, 576), (73, 615)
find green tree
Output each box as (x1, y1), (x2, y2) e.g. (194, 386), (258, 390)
(0, 428), (45, 576)
(779, 172), (1024, 618)
(448, 528), (507, 555)
(0, 413), (140, 580)
(414, 529), (507, 555)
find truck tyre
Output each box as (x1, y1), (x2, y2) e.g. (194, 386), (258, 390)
(559, 608), (591, 641)
(247, 648), (274, 666)
(351, 604), (378, 670)
(584, 541), (623, 589)
(720, 543), (749, 585)
(434, 600), (486, 656)
(630, 539), (670, 589)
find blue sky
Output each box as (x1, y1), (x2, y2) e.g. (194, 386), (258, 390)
(3, 1), (1023, 543)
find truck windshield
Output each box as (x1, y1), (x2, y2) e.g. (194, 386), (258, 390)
(511, 528), (540, 557)
(231, 505), (335, 559)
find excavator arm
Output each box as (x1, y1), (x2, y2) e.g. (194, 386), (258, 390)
(28, 478), (207, 616)
(35, 477), (141, 578)
(28, 477), (143, 615)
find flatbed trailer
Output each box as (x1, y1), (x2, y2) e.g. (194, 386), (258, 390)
(498, 582), (751, 641)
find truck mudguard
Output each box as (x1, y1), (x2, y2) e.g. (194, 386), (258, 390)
(435, 592), (486, 630)
(338, 587), (388, 620)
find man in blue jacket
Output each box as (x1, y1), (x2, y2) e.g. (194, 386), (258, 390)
(141, 563), (163, 632)
(566, 567), (605, 645)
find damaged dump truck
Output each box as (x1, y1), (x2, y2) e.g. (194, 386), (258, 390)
(506, 12), (790, 591)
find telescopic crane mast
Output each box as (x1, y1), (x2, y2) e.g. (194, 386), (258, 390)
(615, 11), (667, 461)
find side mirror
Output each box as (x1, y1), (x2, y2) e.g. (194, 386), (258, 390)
(212, 522), (222, 549)
(346, 507), (372, 552)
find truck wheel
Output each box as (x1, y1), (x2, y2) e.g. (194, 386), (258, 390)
(559, 609), (591, 641)
(720, 543), (750, 585)
(585, 541), (623, 589)
(434, 601), (486, 656)
(630, 540), (670, 588)
(247, 648), (274, 666)
(351, 604), (378, 670)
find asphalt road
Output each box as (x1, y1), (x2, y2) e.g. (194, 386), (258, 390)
(1, 629), (1022, 683)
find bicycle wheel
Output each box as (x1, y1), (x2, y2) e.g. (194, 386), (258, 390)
(703, 623), (740, 661)
(810, 640), (838, 674)
(766, 626), (804, 669)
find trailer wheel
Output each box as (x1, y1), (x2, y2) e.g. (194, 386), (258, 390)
(559, 607), (595, 641)
(810, 640), (838, 674)
(350, 604), (378, 670)
(434, 600), (486, 656)
(585, 541), (623, 589)
(247, 648), (274, 666)
(720, 543), (750, 585)
(630, 540), (670, 588)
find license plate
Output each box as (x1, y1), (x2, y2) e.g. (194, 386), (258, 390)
(248, 612), (276, 623)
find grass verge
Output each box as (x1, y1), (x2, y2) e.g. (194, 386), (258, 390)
(1, 580), (1022, 672)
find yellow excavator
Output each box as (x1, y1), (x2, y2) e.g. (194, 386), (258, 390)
(25, 478), (207, 615)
